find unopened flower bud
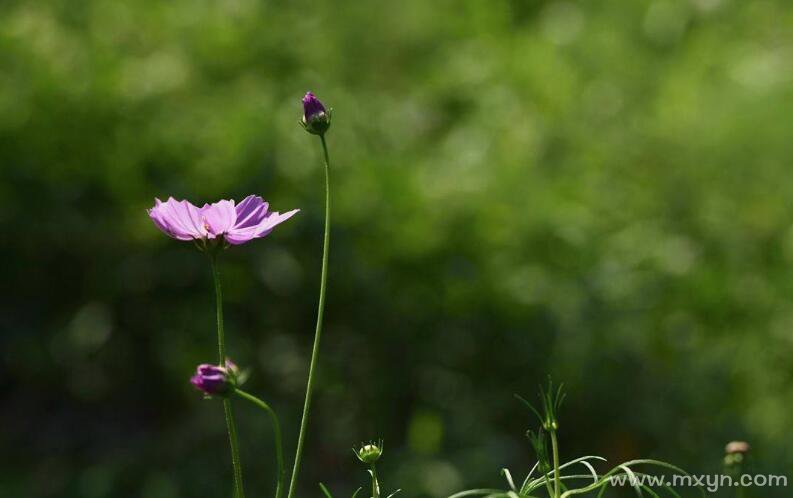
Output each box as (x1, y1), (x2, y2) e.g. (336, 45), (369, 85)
(725, 441), (750, 455)
(301, 92), (331, 135)
(724, 441), (750, 468)
(190, 359), (239, 397)
(355, 441), (383, 464)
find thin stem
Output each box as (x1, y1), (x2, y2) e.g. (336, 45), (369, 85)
(550, 430), (561, 498)
(736, 478), (745, 498)
(545, 478), (555, 498)
(224, 399), (246, 498)
(235, 389), (285, 498)
(210, 255), (226, 362)
(210, 256), (245, 498)
(287, 134), (332, 498)
(370, 463), (380, 498)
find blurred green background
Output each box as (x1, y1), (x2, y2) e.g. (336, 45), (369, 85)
(1, 0), (791, 497)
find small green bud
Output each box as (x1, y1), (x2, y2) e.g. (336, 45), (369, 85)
(355, 440), (383, 464)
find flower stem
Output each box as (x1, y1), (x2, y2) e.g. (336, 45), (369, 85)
(370, 464), (380, 498)
(287, 134), (331, 498)
(210, 255), (226, 362)
(224, 399), (246, 498)
(210, 256), (245, 498)
(550, 430), (561, 498)
(235, 389), (285, 498)
(543, 467), (554, 498)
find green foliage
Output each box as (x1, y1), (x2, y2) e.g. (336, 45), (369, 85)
(516, 378), (566, 431)
(457, 385), (704, 497)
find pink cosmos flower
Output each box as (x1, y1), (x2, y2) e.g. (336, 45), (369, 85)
(148, 195), (299, 245)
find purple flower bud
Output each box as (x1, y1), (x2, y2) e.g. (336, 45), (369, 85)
(301, 91), (331, 135)
(190, 362), (235, 397)
(302, 92), (326, 121)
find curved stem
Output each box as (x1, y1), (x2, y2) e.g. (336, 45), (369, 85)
(287, 134), (332, 498)
(235, 389), (285, 498)
(550, 430), (561, 498)
(210, 256), (245, 498)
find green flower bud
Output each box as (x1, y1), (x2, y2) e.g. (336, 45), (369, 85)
(355, 440), (383, 464)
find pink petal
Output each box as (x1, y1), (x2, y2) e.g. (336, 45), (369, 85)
(234, 195), (270, 229)
(201, 200), (237, 237)
(225, 209), (299, 245)
(148, 197), (206, 240)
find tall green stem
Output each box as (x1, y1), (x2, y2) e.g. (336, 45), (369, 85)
(211, 255), (227, 362)
(235, 389), (285, 498)
(370, 464), (380, 498)
(224, 400), (245, 498)
(550, 430), (561, 498)
(210, 256), (245, 498)
(287, 134), (331, 498)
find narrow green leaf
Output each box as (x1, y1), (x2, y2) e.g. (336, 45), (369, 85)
(319, 483), (334, 498)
